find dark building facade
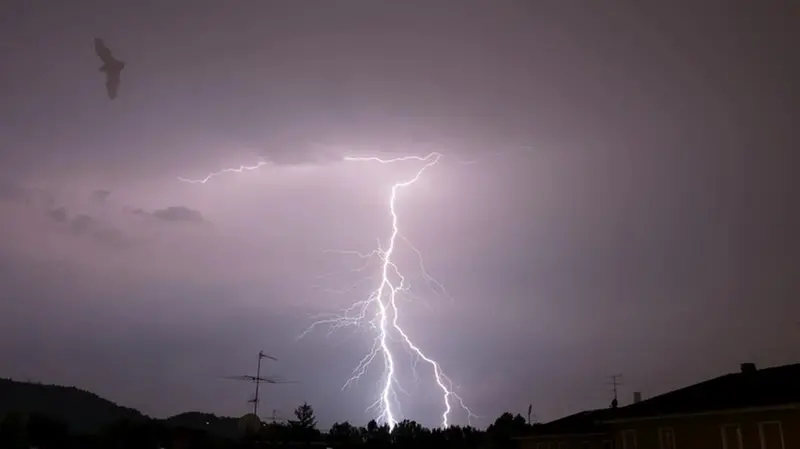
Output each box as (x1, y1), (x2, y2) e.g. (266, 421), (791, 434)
(607, 362), (799, 449)
(517, 362), (800, 449)
(516, 410), (614, 449)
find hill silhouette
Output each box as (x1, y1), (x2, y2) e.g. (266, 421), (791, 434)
(0, 378), (146, 433)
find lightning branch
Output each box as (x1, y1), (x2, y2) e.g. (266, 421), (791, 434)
(180, 152), (475, 430)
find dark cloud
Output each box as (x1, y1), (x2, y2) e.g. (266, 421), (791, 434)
(125, 205), (206, 224)
(36, 192), (205, 249)
(151, 206), (205, 224)
(91, 190), (111, 203)
(69, 214), (96, 235)
(0, 182), (64, 212)
(40, 203), (128, 249)
(46, 207), (68, 223)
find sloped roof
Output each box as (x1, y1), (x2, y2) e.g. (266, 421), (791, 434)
(524, 409), (614, 436)
(610, 363), (800, 421)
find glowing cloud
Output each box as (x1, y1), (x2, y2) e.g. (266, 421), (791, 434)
(179, 152), (474, 429)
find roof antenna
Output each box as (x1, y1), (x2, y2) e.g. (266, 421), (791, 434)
(608, 374), (623, 409)
(221, 350), (297, 417)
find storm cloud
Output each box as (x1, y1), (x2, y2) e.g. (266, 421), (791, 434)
(151, 206), (206, 223)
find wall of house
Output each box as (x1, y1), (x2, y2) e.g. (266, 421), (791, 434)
(612, 408), (800, 449)
(517, 434), (613, 449)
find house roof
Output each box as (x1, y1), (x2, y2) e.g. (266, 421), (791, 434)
(521, 409), (613, 437)
(610, 363), (800, 421)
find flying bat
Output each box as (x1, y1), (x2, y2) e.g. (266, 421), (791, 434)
(94, 38), (125, 100)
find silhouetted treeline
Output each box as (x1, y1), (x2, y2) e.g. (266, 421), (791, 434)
(0, 406), (532, 449)
(0, 378), (534, 448)
(166, 412), (242, 439)
(0, 411), (232, 449)
(319, 409), (532, 449)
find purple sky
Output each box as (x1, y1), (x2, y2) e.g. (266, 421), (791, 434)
(1, 1), (798, 429)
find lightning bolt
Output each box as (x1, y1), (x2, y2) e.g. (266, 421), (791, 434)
(177, 160), (268, 184)
(178, 152), (475, 430)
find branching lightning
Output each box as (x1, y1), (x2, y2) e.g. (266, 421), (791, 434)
(179, 152), (474, 430)
(178, 160), (268, 184)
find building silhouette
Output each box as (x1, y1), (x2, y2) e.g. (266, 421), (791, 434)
(517, 362), (800, 449)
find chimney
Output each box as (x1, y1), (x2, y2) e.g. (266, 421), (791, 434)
(741, 363), (757, 374)
(633, 392), (642, 404)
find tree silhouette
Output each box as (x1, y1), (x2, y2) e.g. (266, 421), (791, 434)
(359, 418), (391, 449)
(391, 419), (428, 447)
(329, 421), (364, 447)
(293, 402), (318, 429)
(290, 402), (320, 444)
(486, 412), (530, 447)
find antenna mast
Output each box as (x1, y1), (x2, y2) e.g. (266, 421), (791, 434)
(220, 350), (296, 418)
(265, 409), (287, 424)
(252, 350), (266, 416)
(608, 374), (623, 409)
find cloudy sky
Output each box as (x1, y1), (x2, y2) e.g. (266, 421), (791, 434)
(0, 0), (798, 429)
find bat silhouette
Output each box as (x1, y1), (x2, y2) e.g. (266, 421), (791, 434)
(94, 38), (125, 100)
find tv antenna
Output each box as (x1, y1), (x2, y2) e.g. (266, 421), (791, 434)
(264, 409), (288, 424)
(526, 404), (537, 425)
(607, 374), (623, 409)
(222, 350), (297, 417)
